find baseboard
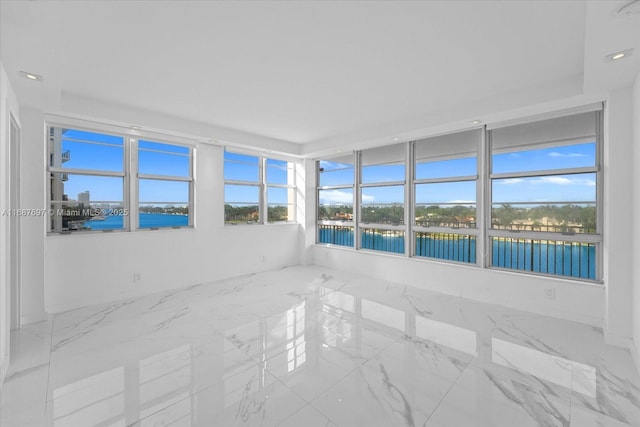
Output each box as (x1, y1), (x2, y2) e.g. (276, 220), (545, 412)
(1, 353), (9, 389)
(631, 340), (640, 377)
(20, 310), (47, 325)
(604, 331), (632, 349)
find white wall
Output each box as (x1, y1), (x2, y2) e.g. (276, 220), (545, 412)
(0, 62), (21, 387)
(604, 87), (635, 345)
(19, 108), (47, 324)
(43, 139), (302, 313)
(313, 246), (605, 327)
(632, 71), (640, 374)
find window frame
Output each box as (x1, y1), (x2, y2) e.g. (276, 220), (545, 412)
(46, 120), (195, 234)
(315, 105), (603, 283)
(486, 110), (602, 280)
(412, 129), (481, 265)
(223, 149), (297, 225)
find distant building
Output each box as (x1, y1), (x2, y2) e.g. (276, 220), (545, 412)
(78, 191), (90, 207)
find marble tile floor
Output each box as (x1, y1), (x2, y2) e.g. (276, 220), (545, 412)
(1, 265), (639, 427)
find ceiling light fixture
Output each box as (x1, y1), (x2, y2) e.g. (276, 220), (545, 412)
(471, 120), (481, 125)
(618, 0), (640, 17)
(130, 125), (142, 130)
(393, 137), (400, 141)
(605, 48), (634, 62)
(19, 70), (43, 81)
(336, 148), (343, 152)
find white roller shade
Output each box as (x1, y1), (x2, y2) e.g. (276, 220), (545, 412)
(491, 110), (599, 153)
(361, 143), (405, 166)
(415, 129), (480, 161)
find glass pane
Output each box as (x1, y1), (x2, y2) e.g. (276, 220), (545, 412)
(491, 203), (596, 234)
(139, 203), (189, 228)
(139, 140), (190, 177)
(267, 186), (294, 222)
(415, 232), (476, 263)
(138, 180), (190, 228)
(360, 229), (405, 254)
(491, 237), (596, 280)
(49, 173), (124, 232)
(416, 157), (476, 180)
(266, 159), (290, 185)
(318, 158), (354, 187)
(415, 181), (476, 228)
(415, 181), (476, 205)
(139, 180), (189, 203)
(317, 225), (354, 247)
(492, 142), (595, 174)
(361, 185), (404, 225)
(225, 184), (260, 224)
(362, 164), (405, 184)
(492, 173), (596, 204)
(51, 128), (124, 172)
(224, 152), (259, 182)
(318, 188), (353, 222)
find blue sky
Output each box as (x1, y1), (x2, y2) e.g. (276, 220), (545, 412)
(319, 142), (596, 206)
(59, 129), (595, 209)
(57, 131), (291, 206)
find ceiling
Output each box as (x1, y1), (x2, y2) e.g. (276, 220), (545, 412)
(1, 1), (639, 154)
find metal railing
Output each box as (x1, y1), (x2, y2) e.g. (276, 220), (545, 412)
(360, 228), (405, 254)
(491, 237), (596, 280)
(415, 232), (476, 263)
(318, 224), (354, 247)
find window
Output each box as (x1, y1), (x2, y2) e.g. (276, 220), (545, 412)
(315, 105), (603, 282)
(137, 140), (192, 229)
(413, 130), (480, 263)
(488, 111), (601, 280)
(48, 128), (126, 232)
(266, 159), (296, 223)
(360, 144), (406, 254)
(317, 154), (354, 247)
(224, 150), (296, 225)
(47, 124), (194, 233)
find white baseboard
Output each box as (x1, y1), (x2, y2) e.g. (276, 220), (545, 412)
(21, 311), (47, 325)
(1, 353), (9, 389)
(604, 331), (632, 349)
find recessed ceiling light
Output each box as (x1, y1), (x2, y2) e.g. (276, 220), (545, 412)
(19, 70), (43, 81)
(471, 120), (482, 125)
(605, 48), (634, 62)
(393, 137), (400, 141)
(336, 148), (343, 152)
(208, 139), (218, 144)
(130, 125), (142, 130)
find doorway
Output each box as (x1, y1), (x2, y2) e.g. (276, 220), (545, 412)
(9, 114), (20, 330)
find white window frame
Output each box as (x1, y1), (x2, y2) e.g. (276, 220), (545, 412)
(314, 105), (604, 283)
(224, 149), (297, 225)
(46, 119), (195, 234)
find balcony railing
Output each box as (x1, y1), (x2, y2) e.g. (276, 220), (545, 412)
(415, 232), (476, 263)
(491, 237), (596, 280)
(318, 224), (354, 247)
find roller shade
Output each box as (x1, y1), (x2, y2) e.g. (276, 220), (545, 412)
(361, 143), (405, 166)
(491, 110), (599, 153)
(415, 129), (480, 161)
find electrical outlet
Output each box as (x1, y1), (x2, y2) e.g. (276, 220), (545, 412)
(133, 273), (141, 282)
(544, 288), (556, 300)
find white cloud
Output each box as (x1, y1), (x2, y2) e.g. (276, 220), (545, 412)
(548, 152), (587, 158)
(498, 178), (524, 185)
(534, 176), (595, 186)
(320, 190), (373, 204)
